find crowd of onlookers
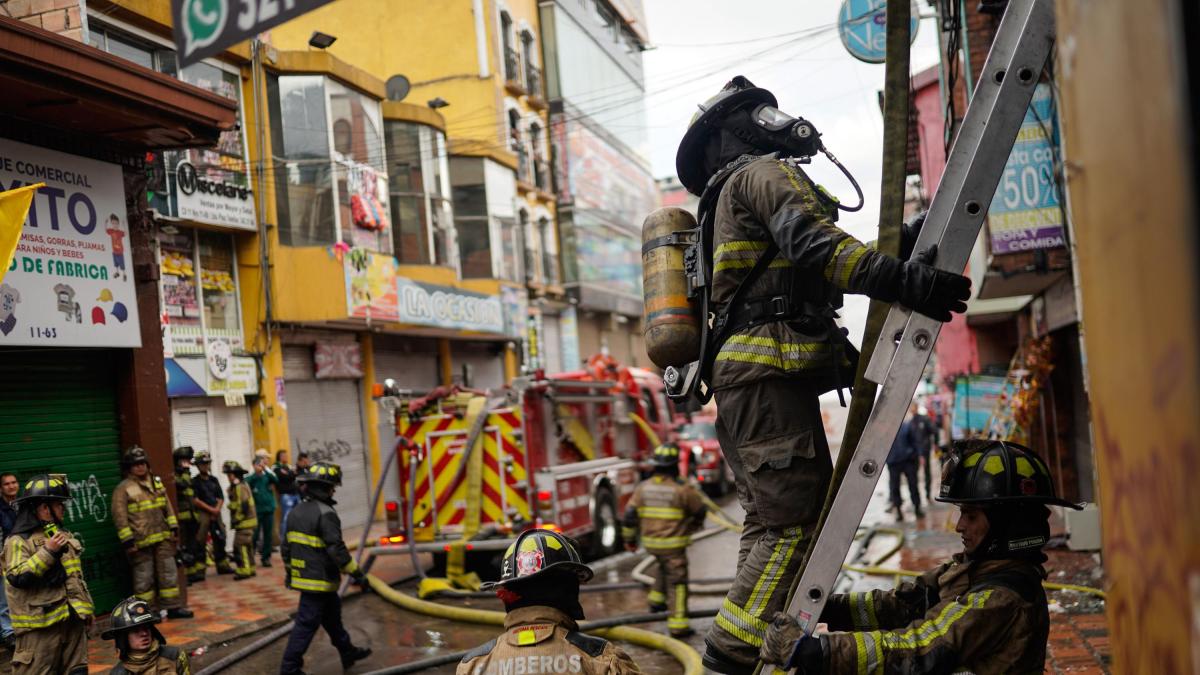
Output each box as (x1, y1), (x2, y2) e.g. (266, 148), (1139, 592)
(0, 448), (312, 653)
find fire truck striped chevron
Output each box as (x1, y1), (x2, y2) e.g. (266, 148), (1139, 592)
(400, 407), (529, 539)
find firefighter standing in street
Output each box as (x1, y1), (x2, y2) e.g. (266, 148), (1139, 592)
(458, 529), (642, 675)
(759, 440), (1078, 674)
(112, 447), (192, 619)
(222, 461), (257, 581)
(173, 446), (206, 584)
(101, 596), (190, 674)
(670, 76), (971, 673)
(191, 452), (233, 576)
(279, 462), (372, 674)
(621, 443), (706, 637)
(2, 474), (93, 674)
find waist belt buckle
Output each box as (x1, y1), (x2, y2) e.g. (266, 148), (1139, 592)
(769, 296), (790, 317)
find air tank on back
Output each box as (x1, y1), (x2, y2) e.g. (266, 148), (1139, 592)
(641, 207), (701, 369)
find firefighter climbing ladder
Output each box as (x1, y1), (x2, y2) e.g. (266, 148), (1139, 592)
(762, 0), (1057, 666)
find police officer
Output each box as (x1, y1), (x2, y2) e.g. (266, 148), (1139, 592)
(759, 440), (1079, 674)
(621, 443), (706, 637)
(222, 461), (258, 581)
(458, 530), (642, 675)
(102, 596), (190, 674)
(673, 76), (971, 673)
(2, 474), (93, 674)
(173, 446), (205, 584)
(112, 447), (192, 619)
(191, 451), (233, 576)
(279, 461), (371, 674)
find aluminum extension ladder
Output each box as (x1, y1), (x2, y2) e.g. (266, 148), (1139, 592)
(762, 0), (1057, 670)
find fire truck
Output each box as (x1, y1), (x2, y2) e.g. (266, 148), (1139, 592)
(380, 355), (680, 558)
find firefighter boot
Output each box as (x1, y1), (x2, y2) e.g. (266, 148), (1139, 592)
(341, 646), (372, 668)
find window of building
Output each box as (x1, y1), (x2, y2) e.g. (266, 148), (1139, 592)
(520, 29), (540, 95)
(269, 75), (390, 251)
(451, 158), (493, 278)
(158, 229), (243, 356)
(500, 10), (519, 83)
(198, 231), (240, 344)
(520, 209), (537, 283)
(529, 120), (548, 190)
(540, 216), (559, 285)
(499, 216), (524, 284)
(386, 120), (456, 268)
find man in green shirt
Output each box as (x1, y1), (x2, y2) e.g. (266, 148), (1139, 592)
(245, 456), (278, 567)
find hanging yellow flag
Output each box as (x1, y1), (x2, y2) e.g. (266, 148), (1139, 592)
(0, 183), (44, 284)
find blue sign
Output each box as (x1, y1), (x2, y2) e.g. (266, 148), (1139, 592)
(987, 84), (1065, 254)
(838, 0), (919, 64)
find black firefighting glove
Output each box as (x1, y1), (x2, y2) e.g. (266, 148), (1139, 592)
(899, 244), (971, 321)
(352, 572), (370, 593)
(900, 210), (926, 260)
(760, 612), (827, 673)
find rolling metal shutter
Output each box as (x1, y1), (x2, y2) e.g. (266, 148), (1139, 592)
(0, 350), (127, 613)
(285, 379), (370, 530)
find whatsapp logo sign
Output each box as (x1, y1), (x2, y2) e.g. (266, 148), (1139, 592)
(181, 0), (227, 58)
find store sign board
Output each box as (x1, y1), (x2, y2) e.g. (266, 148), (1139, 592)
(988, 84), (1066, 254)
(837, 0), (919, 64)
(166, 355), (258, 398)
(397, 276), (505, 334)
(173, 159), (256, 230)
(345, 251), (399, 322)
(173, 0), (338, 67)
(0, 138), (141, 348)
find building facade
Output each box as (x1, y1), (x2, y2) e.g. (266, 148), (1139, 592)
(540, 0), (657, 368)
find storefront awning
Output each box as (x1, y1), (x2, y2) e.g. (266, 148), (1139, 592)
(0, 17), (237, 150)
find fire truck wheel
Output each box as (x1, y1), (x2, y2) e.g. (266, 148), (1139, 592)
(589, 488), (620, 558)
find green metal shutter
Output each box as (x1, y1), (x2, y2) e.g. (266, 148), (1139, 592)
(0, 350), (128, 613)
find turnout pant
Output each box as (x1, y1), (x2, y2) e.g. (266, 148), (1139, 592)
(130, 539), (182, 609)
(195, 510), (231, 571)
(279, 591), (354, 674)
(647, 549), (691, 635)
(232, 528), (256, 577)
(708, 379), (832, 667)
(889, 459), (922, 513)
(9, 616), (88, 675)
(180, 517), (206, 578)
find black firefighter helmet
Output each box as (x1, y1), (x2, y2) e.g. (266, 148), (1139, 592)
(222, 460), (248, 477)
(15, 473), (71, 507)
(172, 445), (195, 463)
(297, 461), (343, 486)
(482, 529), (594, 591)
(121, 445), (150, 468)
(650, 442), (682, 470)
(937, 439), (1082, 510)
(675, 75), (777, 195)
(101, 596), (166, 658)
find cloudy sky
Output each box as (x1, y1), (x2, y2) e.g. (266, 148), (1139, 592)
(639, 0), (943, 347)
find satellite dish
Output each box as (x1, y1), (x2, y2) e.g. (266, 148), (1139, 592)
(386, 75), (411, 102)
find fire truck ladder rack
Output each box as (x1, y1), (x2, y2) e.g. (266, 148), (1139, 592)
(763, 0), (1057, 661)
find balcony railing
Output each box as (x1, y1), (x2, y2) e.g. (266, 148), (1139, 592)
(516, 148), (531, 185)
(525, 63), (543, 99)
(504, 47), (522, 87)
(533, 158), (550, 191)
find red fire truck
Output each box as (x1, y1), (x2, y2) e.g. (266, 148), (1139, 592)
(381, 356), (677, 558)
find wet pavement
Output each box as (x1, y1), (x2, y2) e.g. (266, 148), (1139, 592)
(176, 463), (1109, 674)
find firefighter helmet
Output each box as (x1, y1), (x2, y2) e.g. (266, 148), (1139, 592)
(222, 460), (247, 476)
(650, 442), (682, 469)
(100, 596), (164, 640)
(172, 445), (195, 462)
(121, 446), (149, 467)
(15, 474), (71, 506)
(676, 75), (777, 195)
(937, 439), (1082, 510)
(194, 450), (212, 464)
(484, 529), (594, 590)
(297, 461), (343, 486)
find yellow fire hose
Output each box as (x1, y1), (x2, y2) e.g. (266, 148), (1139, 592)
(365, 573), (704, 674)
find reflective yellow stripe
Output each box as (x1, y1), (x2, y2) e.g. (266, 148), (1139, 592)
(745, 528), (801, 617)
(127, 497), (168, 513)
(135, 590), (156, 602)
(117, 527), (133, 541)
(715, 598), (768, 647)
(713, 258), (793, 273)
(62, 559), (82, 574)
(824, 236), (869, 288)
(880, 591), (994, 650)
(135, 531), (170, 548)
(647, 589), (666, 605)
(637, 506), (684, 520)
(621, 527), (637, 540)
(68, 599), (93, 617)
(290, 558), (306, 569)
(159, 586), (180, 599)
(166, 515), (178, 527)
(341, 560), (360, 574)
(714, 240), (769, 255)
(290, 575), (338, 592)
(10, 604), (70, 629)
(234, 518), (258, 530)
(287, 531), (326, 548)
(641, 535), (690, 550)
(717, 335), (833, 371)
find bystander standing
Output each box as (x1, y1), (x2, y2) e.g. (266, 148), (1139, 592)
(246, 456), (278, 567)
(0, 471), (19, 649)
(274, 451), (300, 537)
